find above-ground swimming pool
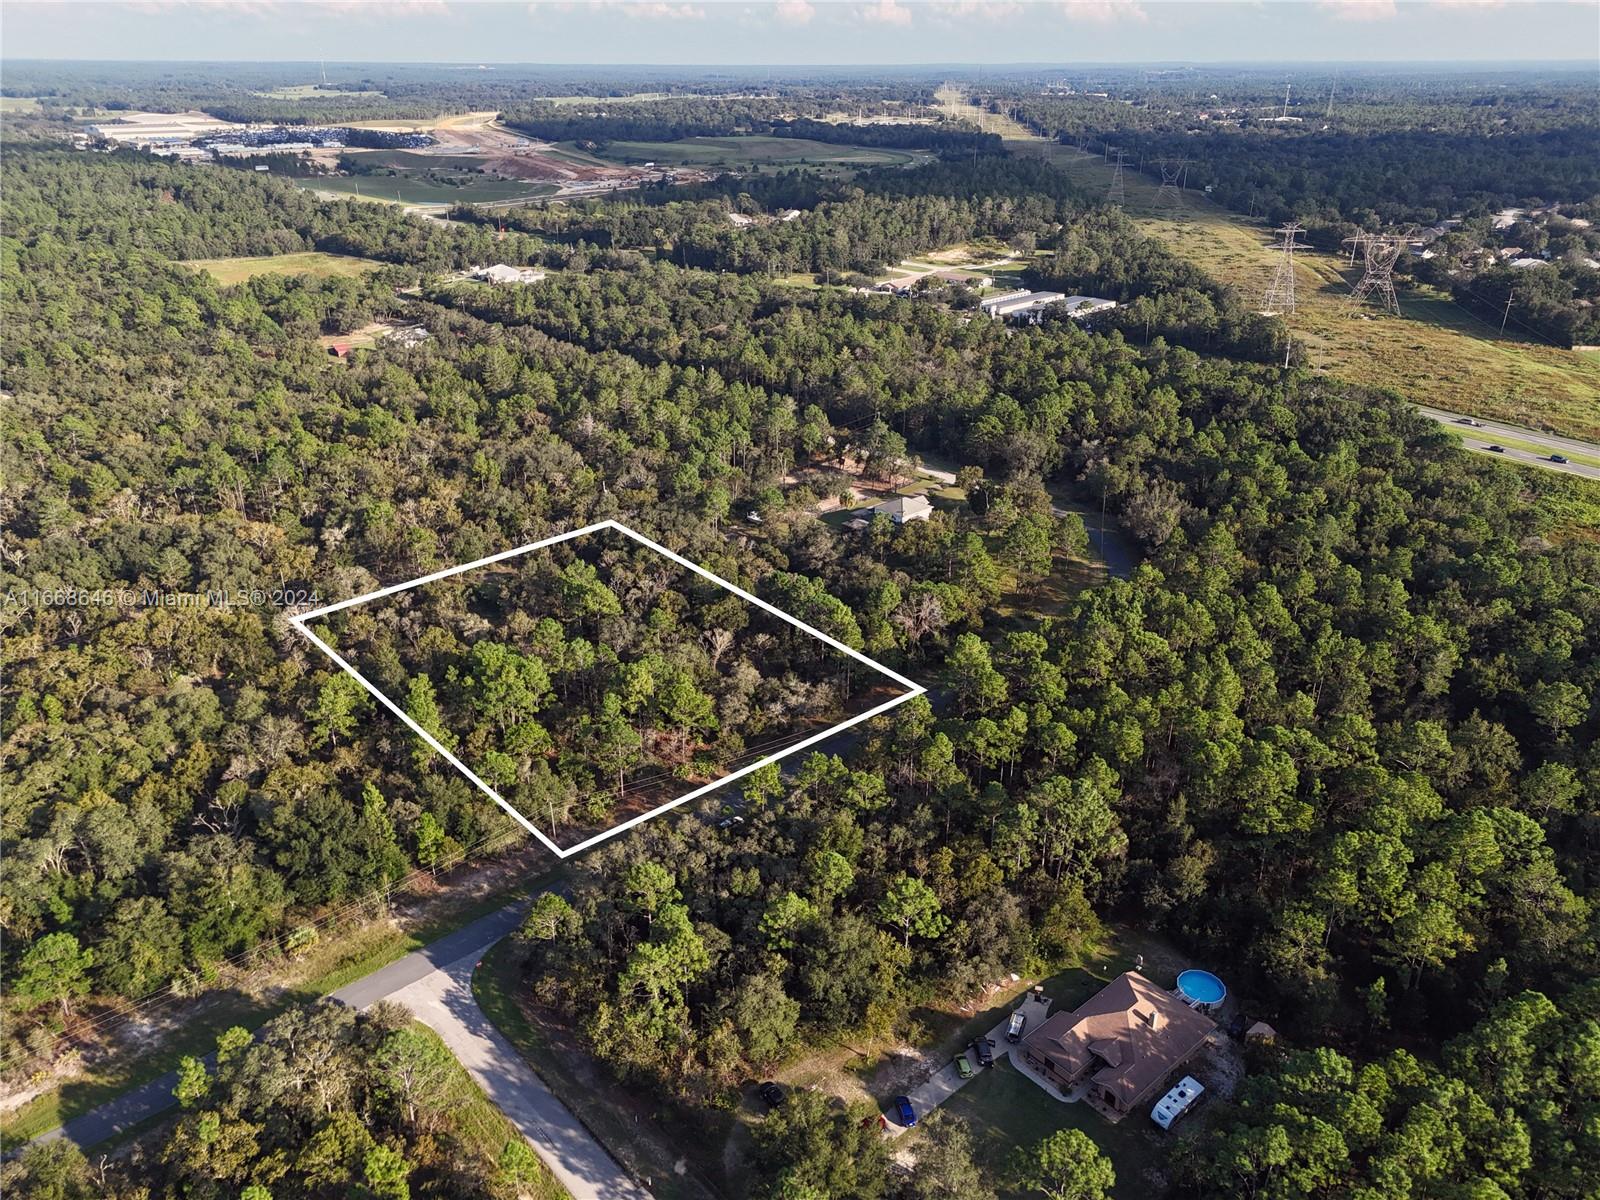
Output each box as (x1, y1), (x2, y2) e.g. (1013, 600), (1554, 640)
(1176, 969), (1227, 1008)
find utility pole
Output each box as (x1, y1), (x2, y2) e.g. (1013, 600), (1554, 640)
(1501, 290), (1515, 333)
(1262, 222), (1308, 314)
(1281, 82), (1292, 119)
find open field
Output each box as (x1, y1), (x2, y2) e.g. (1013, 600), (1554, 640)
(299, 174), (557, 206)
(0, 96), (42, 113)
(181, 250), (384, 285)
(253, 83), (384, 100)
(1007, 137), (1600, 440)
(591, 135), (932, 169)
(933, 86), (1600, 440)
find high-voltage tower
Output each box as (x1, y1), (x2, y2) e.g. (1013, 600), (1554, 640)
(1344, 232), (1404, 315)
(1106, 149), (1126, 205)
(1154, 157), (1190, 211)
(1262, 222), (1308, 314)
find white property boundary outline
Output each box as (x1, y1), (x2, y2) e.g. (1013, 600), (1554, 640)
(291, 519), (926, 858)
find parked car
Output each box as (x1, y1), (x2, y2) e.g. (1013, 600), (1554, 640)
(758, 1082), (785, 1108)
(1006, 1011), (1027, 1043)
(1550, 454), (1569, 464)
(954, 1053), (974, 1079)
(894, 1095), (917, 1128)
(1487, 444), (1505, 453)
(971, 1037), (995, 1067)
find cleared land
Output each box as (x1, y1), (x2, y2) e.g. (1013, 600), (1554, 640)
(181, 251), (384, 285)
(300, 174), (558, 206)
(253, 83), (385, 100)
(933, 87), (1600, 441)
(591, 135), (932, 169)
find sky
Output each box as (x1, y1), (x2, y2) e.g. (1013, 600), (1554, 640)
(3, 0), (1597, 66)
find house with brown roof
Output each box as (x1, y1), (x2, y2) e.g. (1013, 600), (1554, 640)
(1019, 972), (1215, 1122)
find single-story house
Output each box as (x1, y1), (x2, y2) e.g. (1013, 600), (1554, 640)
(726, 212), (755, 227)
(856, 495), (934, 525)
(1019, 972), (1215, 1122)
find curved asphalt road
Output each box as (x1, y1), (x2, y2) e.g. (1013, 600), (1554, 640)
(35, 903), (649, 1200)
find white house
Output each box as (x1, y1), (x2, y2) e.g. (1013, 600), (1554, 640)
(858, 495), (934, 525)
(475, 264), (546, 285)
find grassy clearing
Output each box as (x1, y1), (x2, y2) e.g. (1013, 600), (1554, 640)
(299, 175), (558, 207)
(594, 135), (930, 169)
(254, 84), (385, 100)
(1, 854), (559, 1147)
(472, 941), (721, 1200)
(0, 96), (42, 113)
(181, 251), (384, 286)
(422, 1021), (571, 1200)
(1012, 138), (1600, 440)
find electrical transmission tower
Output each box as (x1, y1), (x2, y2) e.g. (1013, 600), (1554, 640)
(1154, 157), (1190, 212)
(1262, 222), (1308, 314)
(1106, 150), (1126, 205)
(1345, 233), (1404, 315)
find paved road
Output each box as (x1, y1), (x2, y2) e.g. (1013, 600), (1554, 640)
(390, 940), (650, 1199)
(1417, 405), (1600, 480)
(35, 902), (647, 1198)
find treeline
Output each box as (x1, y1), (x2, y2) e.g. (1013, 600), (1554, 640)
(2, 149), (543, 269)
(501, 97), (987, 154)
(1008, 88), (1600, 229)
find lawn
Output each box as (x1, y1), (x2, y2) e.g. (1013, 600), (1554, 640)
(592, 135), (931, 169)
(940, 1058), (1168, 1200)
(182, 251), (385, 286)
(0, 846), (559, 1147)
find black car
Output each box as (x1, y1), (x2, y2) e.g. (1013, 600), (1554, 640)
(758, 1082), (785, 1108)
(1550, 454), (1569, 464)
(1486, 444), (1505, 453)
(970, 1037), (996, 1067)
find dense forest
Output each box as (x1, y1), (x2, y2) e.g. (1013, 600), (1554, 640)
(449, 157), (1287, 361)
(2, 81), (1598, 1198)
(309, 524), (899, 847)
(984, 71), (1600, 223)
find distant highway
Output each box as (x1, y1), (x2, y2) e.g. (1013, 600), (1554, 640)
(1416, 406), (1600, 481)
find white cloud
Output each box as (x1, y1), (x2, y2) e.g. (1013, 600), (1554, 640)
(1316, 0), (1399, 20)
(1050, 0), (1148, 24)
(859, 0), (913, 25)
(527, 0), (703, 17)
(929, 0), (1024, 21)
(773, 0), (816, 23)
